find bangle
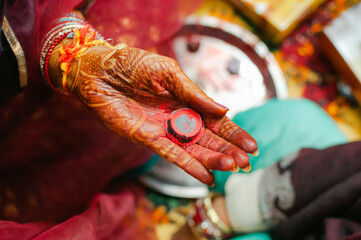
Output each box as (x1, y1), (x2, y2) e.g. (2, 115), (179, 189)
(40, 13), (127, 95)
(39, 14), (90, 94)
(40, 23), (87, 74)
(40, 23), (88, 92)
(188, 192), (234, 240)
(43, 31), (72, 92)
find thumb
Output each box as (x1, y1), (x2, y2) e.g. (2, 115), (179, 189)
(170, 66), (228, 117)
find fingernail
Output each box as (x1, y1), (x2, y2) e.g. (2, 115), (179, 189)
(231, 165), (239, 172)
(216, 102), (229, 111)
(241, 164), (251, 172)
(251, 148), (259, 157)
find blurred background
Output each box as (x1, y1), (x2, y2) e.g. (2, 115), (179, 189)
(111, 0), (361, 239)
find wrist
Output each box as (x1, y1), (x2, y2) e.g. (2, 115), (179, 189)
(188, 192), (234, 240)
(50, 44), (119, 96)
(212, 196), (232, 228)
(40, 12), (111, 95)
(48, 38), (73, 92)
(39, 12), (88, 94)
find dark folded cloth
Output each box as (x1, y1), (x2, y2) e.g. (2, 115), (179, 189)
(268, 141), (361, 240)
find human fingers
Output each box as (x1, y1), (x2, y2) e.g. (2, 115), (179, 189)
(184, 144), (236, 171)
(204, 116), (258, 154)
(101, 47), (228, 118)
(165, 59), (228, 118)
(198, 129), (251, 170)
(149, 137), (215, 186)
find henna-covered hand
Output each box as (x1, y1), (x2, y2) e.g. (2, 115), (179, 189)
(49, 43), (258, 186)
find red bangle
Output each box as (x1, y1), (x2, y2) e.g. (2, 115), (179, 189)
(43, 31), (72, 95)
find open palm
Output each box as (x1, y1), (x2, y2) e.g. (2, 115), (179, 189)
(68, 46), (257, 185)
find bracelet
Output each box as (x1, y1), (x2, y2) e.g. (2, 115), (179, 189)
(40, 13), (127, 95)
(40, 22), (88, 82)
(39, 14), (91, 94)
(188, 192), (234, 240)
(43, 31), (72, 92)
(41, 25), (86, 94)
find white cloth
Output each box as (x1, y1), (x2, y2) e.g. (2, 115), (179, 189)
(225, 169), (270, 233)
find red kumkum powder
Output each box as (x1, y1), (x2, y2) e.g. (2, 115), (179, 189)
(165, 108), (204, 146)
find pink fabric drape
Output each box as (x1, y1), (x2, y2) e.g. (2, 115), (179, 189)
(0, 184), (157, 240)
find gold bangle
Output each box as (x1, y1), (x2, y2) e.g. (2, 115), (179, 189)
(188, 192), (234, 240)
(203, 192), (233, 234)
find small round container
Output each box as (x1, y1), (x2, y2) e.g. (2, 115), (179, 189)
(165, 108), (204, 146)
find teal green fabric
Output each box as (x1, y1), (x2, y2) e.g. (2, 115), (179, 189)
(135, 98), (347, 240)
(212, 98), (347, 194)
(135, 98), (347, 189)
(214, 98), (347, 240)
(231, 233), (272, 240)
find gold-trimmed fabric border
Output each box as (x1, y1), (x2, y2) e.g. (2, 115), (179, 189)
(2, 16), (28, 88)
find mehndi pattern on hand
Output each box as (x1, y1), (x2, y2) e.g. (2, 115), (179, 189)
(49, 44), (258, 186)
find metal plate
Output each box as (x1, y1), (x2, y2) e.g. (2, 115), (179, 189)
(174, 15), (287, 117)
(139, 16), (287, 198)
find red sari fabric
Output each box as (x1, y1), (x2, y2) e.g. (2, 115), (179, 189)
(4, 0), (201, 83)
(86, 0), (201, 50)
(1, 0), (201, 239)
